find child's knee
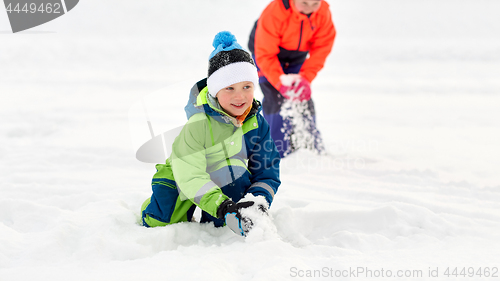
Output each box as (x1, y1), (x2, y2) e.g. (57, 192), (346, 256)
(141, 194), (195, 227)
(141, 197), (151, 213)
(140, 197), (163, 227)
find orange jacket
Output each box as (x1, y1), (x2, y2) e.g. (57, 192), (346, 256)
(251, 0), (336, 89)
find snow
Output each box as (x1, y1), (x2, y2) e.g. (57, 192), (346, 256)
(1, 0), (500, 280)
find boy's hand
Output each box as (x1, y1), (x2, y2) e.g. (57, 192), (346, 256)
(294, 76), (311, 101)
(217, 200), (255, 237)
(279, 74), (311, 101)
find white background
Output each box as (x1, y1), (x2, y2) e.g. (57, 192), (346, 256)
(1, 1), (500, 280)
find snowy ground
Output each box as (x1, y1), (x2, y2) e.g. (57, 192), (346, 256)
(1, 0), (500, 280)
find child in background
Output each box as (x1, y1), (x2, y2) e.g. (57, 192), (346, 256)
(248, 0), (336, 158)
(141, 31), (281, 237)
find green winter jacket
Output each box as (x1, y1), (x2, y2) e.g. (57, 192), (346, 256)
(149, 78), (280, 220)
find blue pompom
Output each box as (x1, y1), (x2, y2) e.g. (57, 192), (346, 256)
(212, 31), (237, 48)
(208, 31), (244, 60)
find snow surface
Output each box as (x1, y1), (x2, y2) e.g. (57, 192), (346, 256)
(1, 0), (500, 280)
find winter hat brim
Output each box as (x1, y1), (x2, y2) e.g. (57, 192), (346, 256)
(208, 62), (259, 97)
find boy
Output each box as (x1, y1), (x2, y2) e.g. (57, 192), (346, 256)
(248, 0), (336, 157)
(141, 31), (281, 237)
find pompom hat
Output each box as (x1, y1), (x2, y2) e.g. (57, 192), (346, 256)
(207, 31), (259, 97)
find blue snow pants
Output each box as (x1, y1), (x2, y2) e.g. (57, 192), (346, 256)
(255, 61), (317, 158)
(141, 166), (252, 228)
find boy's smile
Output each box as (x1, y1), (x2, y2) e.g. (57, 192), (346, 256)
(216, 81), (255, 117)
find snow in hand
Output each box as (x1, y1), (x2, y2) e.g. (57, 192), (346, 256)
(1, 0), (500, 280)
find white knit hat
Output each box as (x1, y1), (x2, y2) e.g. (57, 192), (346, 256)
(207, 31), (259, 97)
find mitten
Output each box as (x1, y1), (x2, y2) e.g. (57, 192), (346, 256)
(217, 200), (255, 237)
(279, 74), (311, 101)
(279, 74), (300, 99)
(294, 76), (311, 101)
(279, 85), (294, 99)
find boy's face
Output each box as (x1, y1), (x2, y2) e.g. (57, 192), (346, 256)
(216, 81), (255, 117)
(294, 0), (322, 15)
